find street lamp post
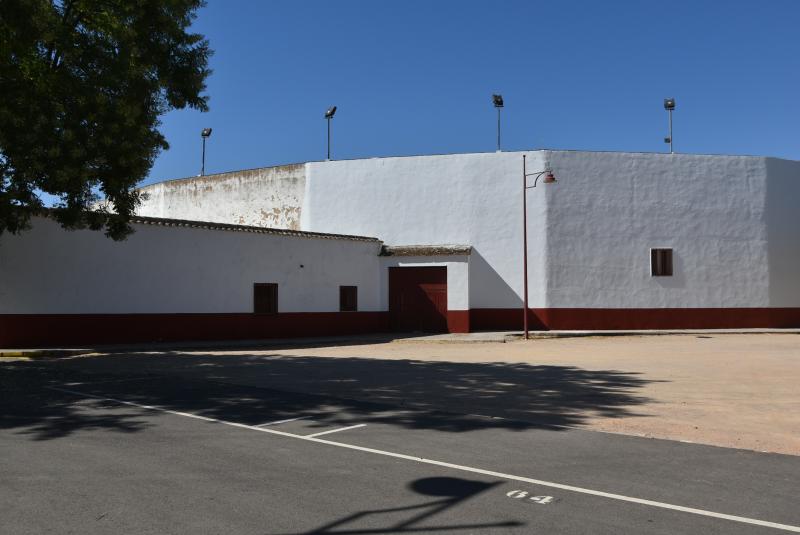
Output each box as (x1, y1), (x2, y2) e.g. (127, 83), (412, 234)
(200, 128), (212, 176)
(325, 106), (337, 160)
(522, 154), (557, 340)
(663, 98), (675, 153)
(493, 94), (504, 151)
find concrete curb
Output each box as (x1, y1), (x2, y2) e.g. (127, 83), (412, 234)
(0, 349), (89, 359)
(395, 329), (800, 344)
(391, 335), (516, 344)
(514, 329), (800, 340)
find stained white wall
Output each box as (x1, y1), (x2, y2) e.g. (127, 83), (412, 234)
(379, 255), (470, 311)
(0, 217), (382, 314)
(303, 152), (549, 309)
(137, 164), (306, 230)
(125, 149), (799, 312)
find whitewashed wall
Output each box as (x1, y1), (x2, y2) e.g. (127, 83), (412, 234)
(765, 157), (800, 307)
(303, 150), (800, 309)
(0, 217), (382, 314)
(127, 149), (799, 312)
(137, 164), (306, 229)
(546, 151), (780, 308)
(304, 152), (549, 309)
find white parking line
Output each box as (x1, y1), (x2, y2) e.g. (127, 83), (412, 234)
(63, 377), (155, 386)
(306, 424), (367, 438)
(48, 386), (800, 533)
(255, 416), (310, 427)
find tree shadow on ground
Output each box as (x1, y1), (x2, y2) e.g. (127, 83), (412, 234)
(2, 351), (662, 440)
(0, 363), (151, 440)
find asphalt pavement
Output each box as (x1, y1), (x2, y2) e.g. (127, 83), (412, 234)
(2, 361), (799, 534)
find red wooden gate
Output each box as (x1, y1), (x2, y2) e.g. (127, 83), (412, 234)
(388, 267), (448, 332)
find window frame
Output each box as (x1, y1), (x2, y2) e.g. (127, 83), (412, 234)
(339, 285), (358, 312)
(650, 248), (674, 277)
(253, 283), (278, 314)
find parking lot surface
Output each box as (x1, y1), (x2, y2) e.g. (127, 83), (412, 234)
(3, 350), (800, 534)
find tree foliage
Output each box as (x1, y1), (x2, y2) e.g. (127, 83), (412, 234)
(0, 0), (211, 239)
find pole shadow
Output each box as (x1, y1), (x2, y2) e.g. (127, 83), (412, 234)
(273, 477), (523, 534)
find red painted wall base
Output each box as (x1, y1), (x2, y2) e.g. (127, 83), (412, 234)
(447, 310), (470, 333)
(0, 312), (389, 348)
(2, 308), (799, 348)
(470, 307), (800, 332)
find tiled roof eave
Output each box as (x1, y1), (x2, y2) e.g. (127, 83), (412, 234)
(34, 209), (381, 243)
(129, 215), (381, 242)
(380, 245), (472, 257)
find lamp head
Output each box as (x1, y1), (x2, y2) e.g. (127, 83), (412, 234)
(325, 106), (337, 119)
(542, 171), (557, 184)
(664, 98), (676, 111)
(492, 94), (504, 108)
(201, 128), (212, 138)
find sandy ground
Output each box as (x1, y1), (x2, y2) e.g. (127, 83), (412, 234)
(34, 333), (799, 456)
(258, 334), (800, 455)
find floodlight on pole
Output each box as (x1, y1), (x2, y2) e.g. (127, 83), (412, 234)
(522, 154), (557, 340)
(493, 94), (504, 152)
(663, 98), (675, 154)
(325, 106), (337, 160)
(200, 128), (212, 176)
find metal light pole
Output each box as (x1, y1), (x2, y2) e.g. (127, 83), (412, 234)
(493, 94), (504, 151)
(200, 127), (212, 176)
(664, 98), (675, 154)
(522, 154), (557, 339)
(325, 106), (337, 160)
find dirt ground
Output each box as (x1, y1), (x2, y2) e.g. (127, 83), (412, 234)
(37, 333), (799, 456)
(259, 334), (800, 455)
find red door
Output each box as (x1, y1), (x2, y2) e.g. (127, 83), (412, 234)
(389, 267), (448, 332)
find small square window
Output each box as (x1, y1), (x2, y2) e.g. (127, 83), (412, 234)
(650, 249), (673, 277)
(339, 286), (357, 312)
(254, 283), (278, 314)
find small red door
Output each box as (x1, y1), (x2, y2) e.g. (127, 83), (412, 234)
(389, 267), (448, 332)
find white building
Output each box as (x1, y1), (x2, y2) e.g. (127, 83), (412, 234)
(2, 150), (798, 346)
(0, 215), (387, 346)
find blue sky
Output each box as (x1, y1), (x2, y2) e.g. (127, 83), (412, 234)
(144, 0), (800, 185)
